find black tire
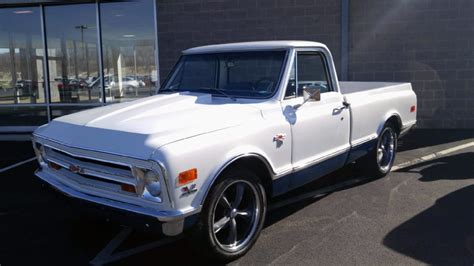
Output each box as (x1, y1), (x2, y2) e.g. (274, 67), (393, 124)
(190, 168), (267, 262)
(358, 122), (398, 177)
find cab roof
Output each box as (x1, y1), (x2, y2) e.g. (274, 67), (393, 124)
(182, 40), (327, 54)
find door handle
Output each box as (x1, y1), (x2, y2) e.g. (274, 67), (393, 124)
(333, 107), (344, 115)
(333, 100), (351, 113)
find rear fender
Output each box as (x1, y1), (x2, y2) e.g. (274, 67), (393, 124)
(378, 111), (402, 136)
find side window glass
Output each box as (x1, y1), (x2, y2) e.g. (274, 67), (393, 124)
(285, 59), (296, 98)
(296, 52), (330, 97)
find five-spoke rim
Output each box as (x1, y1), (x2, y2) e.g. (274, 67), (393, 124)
(377, 128), (395, 172)
(211, 180), (260, 252)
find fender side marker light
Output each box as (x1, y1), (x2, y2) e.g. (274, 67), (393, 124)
(178, 168), (197, 186)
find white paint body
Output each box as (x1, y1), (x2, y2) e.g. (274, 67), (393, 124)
(33, 41), (417, 234)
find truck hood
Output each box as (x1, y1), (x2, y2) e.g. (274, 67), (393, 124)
(35, 92), (262, 160)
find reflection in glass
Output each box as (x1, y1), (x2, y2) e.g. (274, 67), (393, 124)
(45, 4), (102, 103)
(0, 7), (45, 105)
(101, 0), (157, 102)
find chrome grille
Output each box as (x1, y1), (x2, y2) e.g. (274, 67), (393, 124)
(43, 146), (138, 194)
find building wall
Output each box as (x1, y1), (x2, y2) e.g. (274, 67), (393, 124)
(157, 0), (342, 79)
(158, 0), (474, 128)
(349, 0), (474, 128)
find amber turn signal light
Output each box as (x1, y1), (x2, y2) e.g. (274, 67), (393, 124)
(121, 184), (136, 193)
(178, 168), (197, 186)
(48, 161), (61, 170)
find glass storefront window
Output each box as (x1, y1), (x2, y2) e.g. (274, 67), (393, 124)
(101, 0), (157, 103)
(45, 3), (102, 104)
(0, 1), (159, 132)
(0, 7), (45, 105)
(0, 7), (48, 128)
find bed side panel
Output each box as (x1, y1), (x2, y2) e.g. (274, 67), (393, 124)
(345, 83), (417, 146)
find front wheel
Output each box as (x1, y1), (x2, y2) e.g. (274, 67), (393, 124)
(190, 169), (267, 262)
(358, 123), (398, 177)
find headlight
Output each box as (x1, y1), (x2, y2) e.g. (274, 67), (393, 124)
(132, 167), (162, 202)
(144, 170), (161, 197)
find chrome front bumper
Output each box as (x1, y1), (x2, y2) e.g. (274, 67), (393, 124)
(36, 168), (200, 235)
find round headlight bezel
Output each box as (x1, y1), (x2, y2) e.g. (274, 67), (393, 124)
(32, 141), (47, 166)
(132, 166), (162, 202)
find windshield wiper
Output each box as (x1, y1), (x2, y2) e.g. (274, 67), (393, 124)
(200, 87), (237, 102)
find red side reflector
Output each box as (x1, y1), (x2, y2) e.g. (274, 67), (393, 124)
(48, 161), (61, 170)
(410, 105), (416, 113)
(121, 184), (136, 193)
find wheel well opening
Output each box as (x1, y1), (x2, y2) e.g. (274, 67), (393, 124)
(387, 115), (402, 135)
(220, 156), (274, 199)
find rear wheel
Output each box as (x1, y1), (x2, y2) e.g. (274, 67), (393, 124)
(190, 168), (266, 262)
(358, 123), (398, 177)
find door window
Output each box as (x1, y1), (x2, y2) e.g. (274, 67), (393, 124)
(285, 52), (331, 99)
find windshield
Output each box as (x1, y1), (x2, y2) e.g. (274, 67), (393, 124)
(160, 51), (287, 99)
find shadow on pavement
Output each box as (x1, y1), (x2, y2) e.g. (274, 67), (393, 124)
(383, 152), (474, 264)
(0, 141), (34, 169)
(399, 152), (474, 182)
(398, 129), (474, 152)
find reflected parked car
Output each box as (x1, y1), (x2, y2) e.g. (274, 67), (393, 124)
(106, 75), (145, 98)
(85, 75), (147, 99)
(15, 80), (39, 103)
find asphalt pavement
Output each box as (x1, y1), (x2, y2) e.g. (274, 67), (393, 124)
(1, 129), (474, 265)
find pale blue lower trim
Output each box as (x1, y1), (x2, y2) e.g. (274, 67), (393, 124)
(272, 151), (349, 197)
(272, 138), (378, 197)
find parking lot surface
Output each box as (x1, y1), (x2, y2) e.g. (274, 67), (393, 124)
(1, 129), (474, 265)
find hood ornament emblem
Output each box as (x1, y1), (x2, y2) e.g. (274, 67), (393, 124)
(69, 164), (83, 174)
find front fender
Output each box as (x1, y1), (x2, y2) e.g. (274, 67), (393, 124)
(150, 122), (290, 215)
(196, 147), (276, 206)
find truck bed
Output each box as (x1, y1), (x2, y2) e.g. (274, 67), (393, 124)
(338, 81), (417, 147)
(339, 81), (409, 95)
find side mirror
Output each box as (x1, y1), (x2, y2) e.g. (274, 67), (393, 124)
(303, 85), (321, 102)
(293, 85), (321, 110)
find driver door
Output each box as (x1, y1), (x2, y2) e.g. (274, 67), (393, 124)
(283, 50), (350, 189)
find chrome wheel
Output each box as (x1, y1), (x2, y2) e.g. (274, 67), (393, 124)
(211, 180), (261, 252)
(377, 128), (396, 172)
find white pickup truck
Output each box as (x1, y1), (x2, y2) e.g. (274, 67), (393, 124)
(32, 41), (417, 261)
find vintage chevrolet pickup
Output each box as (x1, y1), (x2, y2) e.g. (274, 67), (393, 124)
(32, 41), (417, 261)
